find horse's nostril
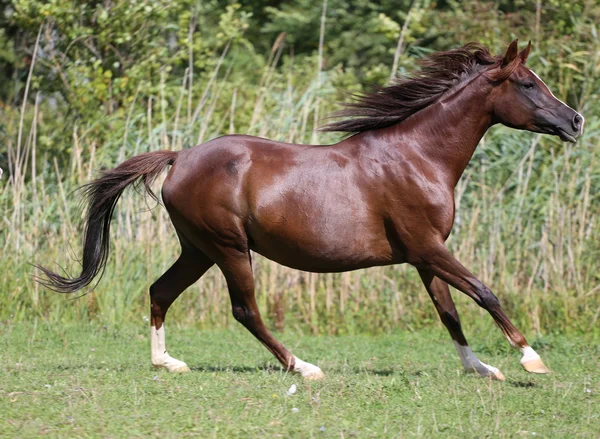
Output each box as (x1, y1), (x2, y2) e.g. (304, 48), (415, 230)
(572, 114), (583, 130)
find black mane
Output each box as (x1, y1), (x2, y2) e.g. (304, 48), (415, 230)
(321, 43), (507, 133)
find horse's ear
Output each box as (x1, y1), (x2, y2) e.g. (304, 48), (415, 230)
(519, 40), (531, 64)
(502, 39), (519, 67)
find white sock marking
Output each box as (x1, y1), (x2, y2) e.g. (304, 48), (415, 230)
(520, 346), (541, 364)
(151, 325), (189, 372)
(293, 355), (323, 379)
(453, 341), (501, 377)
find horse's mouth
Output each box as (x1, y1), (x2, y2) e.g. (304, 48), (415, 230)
(556, 128), (577, 143)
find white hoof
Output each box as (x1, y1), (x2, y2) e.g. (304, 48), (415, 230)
(454, 342), (505, 381)
(465, 362), (506, 381)
(153, 354), (191, 373)
(303, 368), (325, 380)
(150, 325), (190, 373)
(166, 363), (191, 373)
(520, 347), (550, 374)
(292, 356), (325, 380)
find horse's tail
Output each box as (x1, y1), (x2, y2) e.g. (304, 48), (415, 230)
(36, 150), (178, 293)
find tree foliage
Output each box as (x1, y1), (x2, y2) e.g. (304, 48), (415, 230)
(0, 0), (598, 180)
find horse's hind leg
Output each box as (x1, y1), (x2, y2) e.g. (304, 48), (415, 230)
(218, 248), (324, 380)
(150, 247), (214, 373)
(418, 269), (505, 381)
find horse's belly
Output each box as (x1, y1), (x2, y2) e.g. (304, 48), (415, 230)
(246, 219), (398, 273)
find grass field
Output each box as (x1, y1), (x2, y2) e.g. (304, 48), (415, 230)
(1, 322), (597, 438)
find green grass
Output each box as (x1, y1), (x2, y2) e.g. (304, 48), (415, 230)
(1, 322), (598, 438)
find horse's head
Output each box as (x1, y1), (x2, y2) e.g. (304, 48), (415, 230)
(489, 40), (584, 143)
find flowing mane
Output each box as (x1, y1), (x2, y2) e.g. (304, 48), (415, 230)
(321, 42), (513, 133)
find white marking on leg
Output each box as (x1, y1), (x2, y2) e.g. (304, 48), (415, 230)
(519, 345), (550, 373)
(151, 325), (190, 373)
(453, 341), (505, 380)
(520, 346), (541, 363)
(292, 355), (324, 380)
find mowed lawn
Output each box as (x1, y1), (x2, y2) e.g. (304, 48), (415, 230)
(1, 322), (598, 438)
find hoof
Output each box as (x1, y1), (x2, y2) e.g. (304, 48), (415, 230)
(522, 358), (550, 374)
(168, 364), (191, 373)
(292, 356), (324, 380)
(491, 369), (506, 381)
(153, 356), (191, 373)
(303, 369), (325, 381)
(465, 364), (506, 381)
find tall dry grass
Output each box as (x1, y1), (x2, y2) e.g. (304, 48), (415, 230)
(1, 36), (599, 336)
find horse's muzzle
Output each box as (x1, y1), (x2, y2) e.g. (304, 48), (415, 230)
(554, 110), (584, 143)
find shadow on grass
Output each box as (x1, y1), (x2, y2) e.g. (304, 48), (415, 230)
(351, 368), (403, 376)
(54, 363), (272, 374)
(509, 380), (537, 388)
(190, 365), (276, 374)
(56, 364), (120, 371)
(190, 364), (403, 377)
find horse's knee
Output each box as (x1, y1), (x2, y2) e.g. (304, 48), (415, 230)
(232, 305), (246, 323)
(232, 304), (256, 326)
(476, 284), (500, 310)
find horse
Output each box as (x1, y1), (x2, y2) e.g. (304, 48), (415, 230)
(37, 40), (584, 381)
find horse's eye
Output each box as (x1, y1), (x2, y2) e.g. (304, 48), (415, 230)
(522, 82), (535, 90)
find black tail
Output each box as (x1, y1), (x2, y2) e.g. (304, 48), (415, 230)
(36, 150), (178, 293)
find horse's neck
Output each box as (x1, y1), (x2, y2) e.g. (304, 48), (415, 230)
(381, 79), (493, 187)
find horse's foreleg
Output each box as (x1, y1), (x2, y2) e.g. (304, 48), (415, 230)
(418, 268), (505, 380)
(418, 243), (549, 375)
(220, 249), (324, 380)
(150, 249), (214, 373)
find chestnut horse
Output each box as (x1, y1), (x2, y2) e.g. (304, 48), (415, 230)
(38, 40), (584, 381)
